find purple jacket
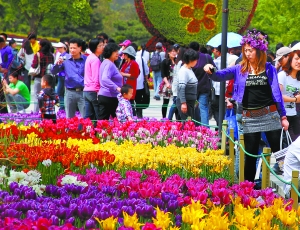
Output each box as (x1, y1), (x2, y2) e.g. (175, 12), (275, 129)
(210, 62), (286, 117)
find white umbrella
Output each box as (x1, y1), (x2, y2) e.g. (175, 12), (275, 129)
(207, 32), (243, 48)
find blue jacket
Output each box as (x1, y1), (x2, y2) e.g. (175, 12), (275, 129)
(210, 62), (286, 117)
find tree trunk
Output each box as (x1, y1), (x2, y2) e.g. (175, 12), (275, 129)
(28, 17), (40, 35)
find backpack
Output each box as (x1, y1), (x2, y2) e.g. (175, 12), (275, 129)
(150, 51), (162, 71)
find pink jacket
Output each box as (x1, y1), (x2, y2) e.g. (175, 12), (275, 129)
(84, 53), (101, 92)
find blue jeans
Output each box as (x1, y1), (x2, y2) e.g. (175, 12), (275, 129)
(5, 93), (29, 113)
(83, 91), (100, 120)
(198, 93), (209, 125)
(56, 77), (65, 110)
(153, 70), (162, 97)
(65, 89), (85, 118)
(168, 96), (180, 120)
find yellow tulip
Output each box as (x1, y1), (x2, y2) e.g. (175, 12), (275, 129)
(277, 208), (297, 227)
(123, 212), (144, 230)
(152, 207), (173, 230)
(95, 216), (117, 230)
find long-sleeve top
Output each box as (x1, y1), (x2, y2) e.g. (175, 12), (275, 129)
(116, 93), (133, 122)
(51, 55), (87, 89)
(0, 45), (14, 69)
(172, 60), (183, 97)
(210, 62), (286, 117)
(84, 53), (101, 92)
(136, 54), (149, 90)
(37, 88), (59, 115)
(99, 59), (123, 98)
(55, 52), (70, 77)
(31, 52), (54, 78)
(120, 60), (140, 99)
(177, 65), (198, 103)
(18, 48), (34, 71)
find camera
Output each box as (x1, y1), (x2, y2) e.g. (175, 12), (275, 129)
(210, 67), (217, 73)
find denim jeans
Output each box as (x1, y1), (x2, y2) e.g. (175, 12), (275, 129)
(5, 93), (29, 113)
(153, 70), (162, 97)
(65, 89), (85, 118)
(83, 91), (100, 120)
(56, 76), (65, 110)
(198, 93), (209, 125)
(168, 96), (180, 120)
(33, 78), (42, 112)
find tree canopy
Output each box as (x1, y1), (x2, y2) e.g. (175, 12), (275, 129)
(0, 0), (151, 45)
(250, 0), (299, 50)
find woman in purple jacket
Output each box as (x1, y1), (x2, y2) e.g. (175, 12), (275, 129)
(204, 30), (289, 182)
(98, 43), (123, 120)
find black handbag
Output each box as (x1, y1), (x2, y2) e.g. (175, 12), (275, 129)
(204, 54), (216, 101)
(141, 50), (150, 108)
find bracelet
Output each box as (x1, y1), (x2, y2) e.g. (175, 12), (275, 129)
(281, 116), (287, 121)
(295, 96), (298, 102)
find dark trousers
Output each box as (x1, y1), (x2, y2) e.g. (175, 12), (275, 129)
(287, 115), (300, 141)
(83, 91), (100, 121)
(210, 95), (220, 126)
(162, 98), (170, 118)
(98, 95), (118, 120)
(43, 114), (57, 123)
(176, 99), (195, 121)
(130, 99), (136, 117)
(244, 129), (281, 182)
(22, 69), (31, 92)
(135, 89), (145, 118)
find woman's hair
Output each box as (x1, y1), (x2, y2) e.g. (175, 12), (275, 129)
(89, 38), (104, 53)
(240, 46), (267, 74)
(176, 47), (186, 64)
(282, 50), (300, 81)
(166, 45), (176, 61)
(39, 39), (52, 54)
(103, 43), (119, 59)
(23, 40), (33, 55)
(183, 49), (199, 64)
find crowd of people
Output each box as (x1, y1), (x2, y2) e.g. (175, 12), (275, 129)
(1, 31), (300, 194)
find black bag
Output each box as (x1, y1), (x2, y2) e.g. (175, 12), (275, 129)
(204, 54), (216, 101)
(141, 50), (150, 108)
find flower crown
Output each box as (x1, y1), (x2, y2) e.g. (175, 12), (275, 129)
(240, 29), (268, 51)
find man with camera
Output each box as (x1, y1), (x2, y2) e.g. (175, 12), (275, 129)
(51, 38), (86, 118)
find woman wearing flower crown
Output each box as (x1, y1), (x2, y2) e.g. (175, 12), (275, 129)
(203, 29), (289, 183)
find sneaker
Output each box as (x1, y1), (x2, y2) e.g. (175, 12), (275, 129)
(154, 96), (161, 100)
(272, 166), (283, 175)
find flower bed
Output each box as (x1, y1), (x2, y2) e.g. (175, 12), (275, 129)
(0, 117), (299, 229)
(0, 169), (298, 229)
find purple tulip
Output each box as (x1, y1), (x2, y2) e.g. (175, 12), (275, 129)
(24, 190), (37, 200)
(167, 199), (179, 212)
(9, 182), (19, 193)
(4, 209), (22, 218)
(26, 210), (38, 221)
(85, 218), (97, 229)
(65, 217), (75, 225)
(50, 215), (59, 226)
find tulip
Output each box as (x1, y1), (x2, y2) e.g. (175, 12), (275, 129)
(95, 216), (118, 230)
(85, 218), (97, 229)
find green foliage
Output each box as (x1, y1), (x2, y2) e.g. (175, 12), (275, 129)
(0, 0), (150, 45)
(103, 2), (151, 45)
(0, 0), (91, 34)
(250, 0), (299, 50)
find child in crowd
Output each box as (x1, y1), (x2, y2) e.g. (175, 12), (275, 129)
(116, 84), (133, 122)
(37, 74), (59, 122)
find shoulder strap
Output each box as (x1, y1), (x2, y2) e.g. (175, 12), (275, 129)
(141, 50), (146, 77)
(37, 52), (40, 64)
